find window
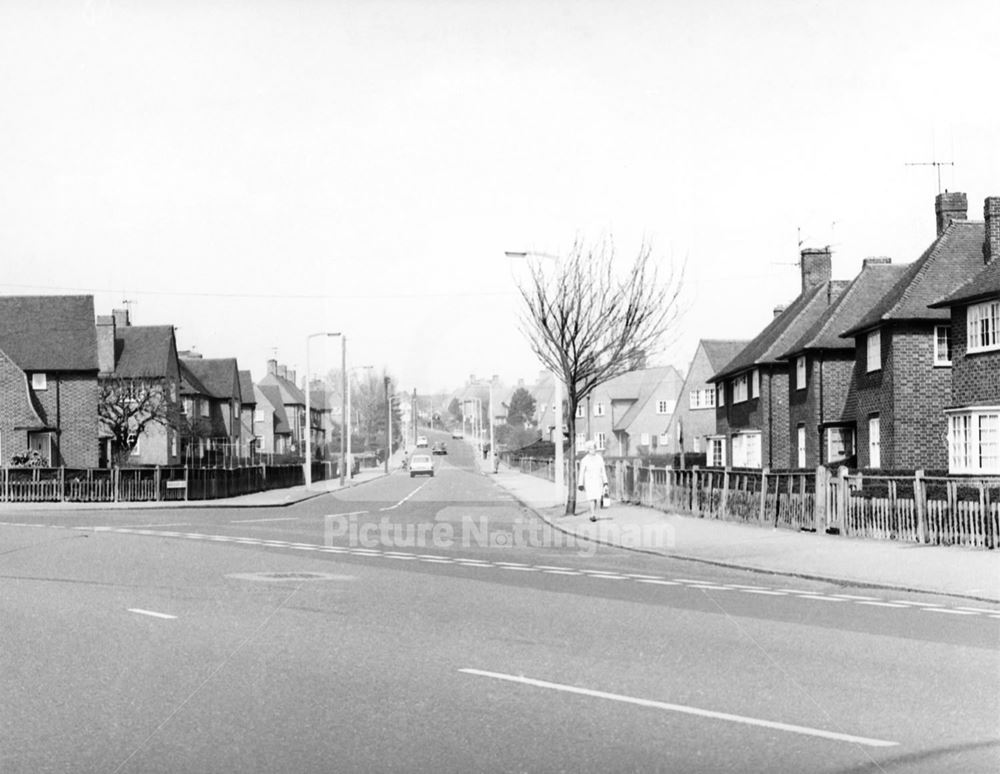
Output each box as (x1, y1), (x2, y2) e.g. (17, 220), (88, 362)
(866, 330), (881, 372)
(170, 432), (178, 458)
(826, 427), (854, 464)
(708, 436), (726, 467)
(731, 432), (762, 468)
(868, 416), (881, 468)
(967, 301), (1000, 353)
(693, 437), (701, 453)
(31, 373), (47, 390)
(658, 433), (670, 447)
(796, 356), (807, 389)
(593, 402), (605, 417)
(656, 400), (674, 415)
(575, 433), (586, 446)
(183, 398), (193, 416)
(253, 409), (265, 423)
(751, 369), (759, 399)
(797, 425), (806, 468)
(934, 325), (952, 365)
(576, 405), (585, 418)
(947, 409), (1000, 474)
(716, 383), (725, 407)
(199, 399), (209, 418)
(733, 374), (748, 403)
(595, 432), (606, 450)
(640, 432), (651, 446)
(689, 389), (715, 409)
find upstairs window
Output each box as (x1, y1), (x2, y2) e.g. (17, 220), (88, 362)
(656, 399), (674, 415)
(689, 389), (715, 409)
(934, 325), (952, 365)
(967, 301), (1000, 353)
(576, 405), (585, 418)
(751, 369), (760, 399)
(866, 330), (881, 372)
(31, 373), (47, 391)
(593, 402), (606, 417)
(199, 399), (209, 418)
(733, 374), (748, 403)
(796, 356), (807, 389)
(716, 383), (725, 407)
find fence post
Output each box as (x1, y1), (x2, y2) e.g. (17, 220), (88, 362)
(154, 465), (162, 501)
(758, 467), (769, 524)
(184, 464), (190, 501)
(837, 465), (849, 536)
(720, 468), (730, 519)
(692, 466), (701, 516)
(59, 466), (65, 502)
(814, 466), (827, 532)
(113, 467), (119, 503)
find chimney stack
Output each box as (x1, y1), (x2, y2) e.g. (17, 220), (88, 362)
(96, 315), (116, 374)
(800, 247), (832, 293)
(935, 191), (967, 236)
(288, 369), (296, 385)
(112, 308), (130, 328)
(267, 359), (278, 376)
(278, 364), (288, 380)
(863, 256), (892, 267)
(984, 197), (1000, 264)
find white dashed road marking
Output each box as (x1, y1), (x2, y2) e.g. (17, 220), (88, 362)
(128, 608), (176, 620)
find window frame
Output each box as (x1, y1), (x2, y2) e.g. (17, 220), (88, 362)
(796, 356), (807, 390)
(750, 369), (759, 399)
(593, 402), (605, 417)
(733, 374), (748, 403)
(967, 300), (1000, 353)
(595, 432), (606, 450)
(947, 408), (1000, 474)
(933, 325), (952, 366)
(716, 383), (725, 407)
(868, 416), (881, 469)
(31, 372), (47, 391)
(797, 425), (806, 468)
(708, 436), (726, 467)
(826, 426), (854, 464)
(866, 330), (882, 372)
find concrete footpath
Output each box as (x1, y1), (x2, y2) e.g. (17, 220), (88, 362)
(483, 458), (1000, 603)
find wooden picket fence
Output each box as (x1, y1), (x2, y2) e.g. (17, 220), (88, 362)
(506, 455), (998, 549)
(0, 462), (336, 503)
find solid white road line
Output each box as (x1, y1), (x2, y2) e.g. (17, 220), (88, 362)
(921, 607), (978, 615)
(230, 517), (300, 524)
(856, 601), (908, 608)
(738, 589), (788, 596)
(955, 606), (999, 614)
(128, 608), (177, 620)
(829, 594), (880, 601)
(635, 579), (681, 586)
(379, 482), (428, 511)
(796, 595), (847, 602)
(459, 669), (898, 748)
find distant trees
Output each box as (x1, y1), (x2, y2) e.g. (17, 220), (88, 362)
(518, 238), (683, 514)
(505, 387), (536, 428)
(448, 397), (462, 424)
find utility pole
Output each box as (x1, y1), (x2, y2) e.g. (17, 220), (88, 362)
(384, 376), (391, 474)
(412, 388), (418, 446)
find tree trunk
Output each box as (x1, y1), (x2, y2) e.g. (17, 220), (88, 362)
(565, 401), (577, 515)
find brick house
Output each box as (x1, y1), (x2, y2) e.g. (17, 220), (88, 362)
(179, 354), (242, 465)
(927, 196), (1000, 474)
(709, 249), (849, 469)
(96, 308), (183, 467)
(576, 366), (684, 456)
(253, 383), (292, 455)
(257, 360), (306, 454)
(840, 192), (989, 471)
(0, 295), (99, 468)
(779, 259), (909, 468)
(663, 340), (748, 459)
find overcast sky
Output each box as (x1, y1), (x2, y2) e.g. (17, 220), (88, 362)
(2, 0), (997, 394)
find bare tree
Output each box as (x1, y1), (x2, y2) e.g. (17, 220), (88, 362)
(98, 377), (178, 466)
(518, 238), (683, 514)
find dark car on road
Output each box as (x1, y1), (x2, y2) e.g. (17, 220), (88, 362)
(432, 442), (447, 455)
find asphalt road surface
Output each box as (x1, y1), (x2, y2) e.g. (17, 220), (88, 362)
(3, 431), (998, 773)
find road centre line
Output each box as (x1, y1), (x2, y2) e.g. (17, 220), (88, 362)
(543, 570), (581, 575)
(635, 579), (681, 586)
(738, 589), (788, 596)
(230, 516), (300, 524)
(830, 594), (880, 601)
(796, 595), (847, 602)
(379, 481), (428, 511)
(128, 608), (177, 620)
(856, 601), (909, 608)
(955, 606), (1000, 614)
(459, 669), (898, 748)
(922, 607), (978, 615)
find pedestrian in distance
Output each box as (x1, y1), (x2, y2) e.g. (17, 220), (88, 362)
(577, 440), (609, 522)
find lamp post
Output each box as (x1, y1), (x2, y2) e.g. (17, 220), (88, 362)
(304, 332), (342, 490)
(504, 249), (565, 500)
(345, 364), (373, 483)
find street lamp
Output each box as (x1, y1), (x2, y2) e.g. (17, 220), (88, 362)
(304, 332), (342, 490)
(505, 249), (565, 500)
(345, 364), (373, 482)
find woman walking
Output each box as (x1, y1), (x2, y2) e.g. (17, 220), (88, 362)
(577, 440), (609, 522)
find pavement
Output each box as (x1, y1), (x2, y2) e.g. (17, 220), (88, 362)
(479, 455), (1000, 603)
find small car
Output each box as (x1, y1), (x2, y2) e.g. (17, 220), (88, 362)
(416, 435), (428, 447)
(432, 442), (447, 455)
(451, 431), (463, 439)
(409, 454), (434, 477)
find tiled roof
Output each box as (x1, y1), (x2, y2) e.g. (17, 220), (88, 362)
(842, 221), (986, 337)
(113, 326), (176, 378)
(929, 258), (1000, 308)
(783, 263), (911, 356)
(0, 295), (98, 371)
(711, 281), (849, 381)
(238, 370), (256, 406)
(701, 340), (751, 372)
(613, 366), (682, 430)
(180, 357), (240, 400)
(0, 347), (47, 429)
(258, 372), (306, 405)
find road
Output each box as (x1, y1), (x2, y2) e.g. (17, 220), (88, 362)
(2, 431), (998, 773)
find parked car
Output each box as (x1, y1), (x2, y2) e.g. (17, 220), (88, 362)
(416, 435), (428, 447)
(432, 442), (447, 455)
(409, 454), (434, 477)
(451, 431), (463, 439)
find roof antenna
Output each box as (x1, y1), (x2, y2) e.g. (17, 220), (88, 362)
(905, 160), (954, 194)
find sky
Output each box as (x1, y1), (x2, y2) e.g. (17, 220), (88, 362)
(1, 0), (998, 395)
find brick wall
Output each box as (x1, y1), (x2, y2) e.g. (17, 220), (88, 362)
(950, 305), (1000, 406)
(851, 329), (894, 469)
(766, 368), (790, 468)
(891, 323), (951, 470)
(787, 356), (812, 467)
(39, 374), (99, 467)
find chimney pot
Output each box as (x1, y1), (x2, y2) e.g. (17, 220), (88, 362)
(863, 256), (892, 267)
(984, 197), (1000, 264)
(278, 365), (288, 380)
(800, 247), (832, 293)
(267, 359), (278, 375)
(935, 191), (967, 236)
